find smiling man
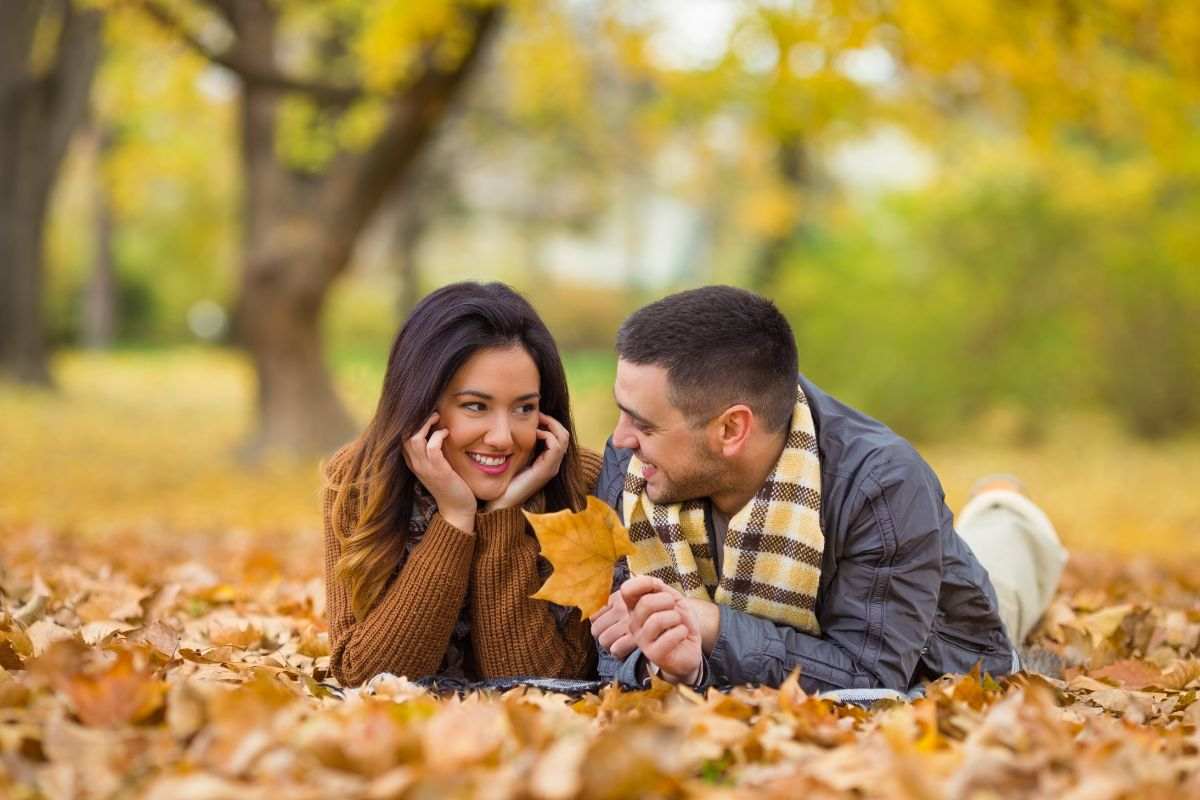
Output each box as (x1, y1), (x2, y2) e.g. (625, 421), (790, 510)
(590, 286), (1066, 696)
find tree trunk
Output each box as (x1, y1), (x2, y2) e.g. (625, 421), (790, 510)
(393, 195), (427, 319)
(84, 126), (118, 349)
(750, 136), (810, 291)
(0, 0), (102, 383)
(215, 1), (501, 459)
(223, 2), (353, 458)
(236, 253), (354, 456)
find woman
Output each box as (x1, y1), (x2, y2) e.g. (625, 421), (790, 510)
(323, 282), (601, 687)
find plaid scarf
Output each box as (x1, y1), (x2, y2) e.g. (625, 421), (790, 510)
(622, 385), (824, 634)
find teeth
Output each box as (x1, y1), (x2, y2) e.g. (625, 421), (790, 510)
(469, 453), (507, 467)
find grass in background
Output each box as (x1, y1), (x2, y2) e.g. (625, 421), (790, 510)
(1, 348), (1197, 559)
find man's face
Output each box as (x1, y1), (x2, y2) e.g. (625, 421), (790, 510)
(612, 359), (726, 505)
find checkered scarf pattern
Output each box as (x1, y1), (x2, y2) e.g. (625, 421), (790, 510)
(622, 385), (824, 634)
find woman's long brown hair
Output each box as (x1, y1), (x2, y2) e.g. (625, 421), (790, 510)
(327, 282), (586, 621)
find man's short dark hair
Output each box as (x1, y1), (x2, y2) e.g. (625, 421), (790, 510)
(616, 286), (798, 432)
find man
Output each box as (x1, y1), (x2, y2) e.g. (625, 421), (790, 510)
(590, 286), (1066, 695)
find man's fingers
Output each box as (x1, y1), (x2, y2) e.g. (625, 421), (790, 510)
(596, 620), (628, 651)
(620, 575), (668, 607)
(641, 624), (691, 665)
(608, 634), (636, 660)
(629, 592), (676, 632)
(590, 603), (624, 636)
(588, 591), (624, 623)
(638, 609), (683, 643)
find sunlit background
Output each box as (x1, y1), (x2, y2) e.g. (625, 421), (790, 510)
(3, 0), (1199, 561)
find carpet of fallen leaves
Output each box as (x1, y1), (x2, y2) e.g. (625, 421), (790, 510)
(2, 524), (1200, 800)
(5, 352), (1200, 798)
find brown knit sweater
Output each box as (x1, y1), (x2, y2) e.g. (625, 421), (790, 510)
(323, 448), (602, 687)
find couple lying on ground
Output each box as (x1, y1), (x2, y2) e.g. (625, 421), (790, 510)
(322, 282), (1067, 697)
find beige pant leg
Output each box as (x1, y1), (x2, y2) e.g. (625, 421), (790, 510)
(956, 489), (1068, 645)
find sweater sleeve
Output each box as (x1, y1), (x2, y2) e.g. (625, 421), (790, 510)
(324, 481), (476, 687)
(467, 449), (604, 679)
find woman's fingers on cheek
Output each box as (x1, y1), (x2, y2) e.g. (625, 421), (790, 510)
(543, 413), (569, 440)
(427, 431), (452, 467)
(544, 420), (567, 448)
(415, 413), (437, 439)
(403, 441), (425, 472)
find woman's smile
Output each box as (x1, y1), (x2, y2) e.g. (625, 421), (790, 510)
(468, 451), (512, 475)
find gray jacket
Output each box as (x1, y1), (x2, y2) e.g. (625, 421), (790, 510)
(596, 373), (1016, 693)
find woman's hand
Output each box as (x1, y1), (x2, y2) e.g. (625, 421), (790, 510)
(484, 413), (570, 512)
(403, 413), (477, 533)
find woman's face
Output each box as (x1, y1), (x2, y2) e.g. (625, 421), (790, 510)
(434, 345), (542, 502)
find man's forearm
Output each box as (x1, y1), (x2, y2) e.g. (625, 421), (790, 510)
(708, 604), (884, 691)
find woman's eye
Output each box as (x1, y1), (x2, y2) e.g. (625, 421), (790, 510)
(463, 402), (486, 412)
(516, 403), (538, 415)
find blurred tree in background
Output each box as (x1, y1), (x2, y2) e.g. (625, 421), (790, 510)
(4, 0), (1199, 453)
(121, 0), (505, 457)
(1, 0), (103, 384)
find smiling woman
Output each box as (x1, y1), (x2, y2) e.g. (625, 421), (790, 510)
(322, 282), (601, 687)
(435, 346), (542, 506)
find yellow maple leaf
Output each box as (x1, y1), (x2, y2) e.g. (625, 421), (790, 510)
(524, 496), (636, 619)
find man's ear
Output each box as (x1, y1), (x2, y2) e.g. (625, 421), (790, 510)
(712, 404), (754, 457)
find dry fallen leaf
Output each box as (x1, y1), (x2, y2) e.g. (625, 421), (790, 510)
(62, 649), (167, 727)
(524, 496), (637, 619)
(1090, 659), (1164, 690)
(0, 666), (30, 707)
(209, 620), (265, 650)
(6, 508), (1200, 797)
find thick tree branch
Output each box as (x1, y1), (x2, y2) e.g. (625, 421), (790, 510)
(315, 4), (504, 284)
(134, 0), (364, 106)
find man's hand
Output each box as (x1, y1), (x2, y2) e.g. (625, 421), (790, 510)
(683, 597), (721, 656)
(590, 589), (635, 660)
(621, 576), (702, 685)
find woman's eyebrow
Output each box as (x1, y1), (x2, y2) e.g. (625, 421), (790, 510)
(453, 390), (541, 402)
